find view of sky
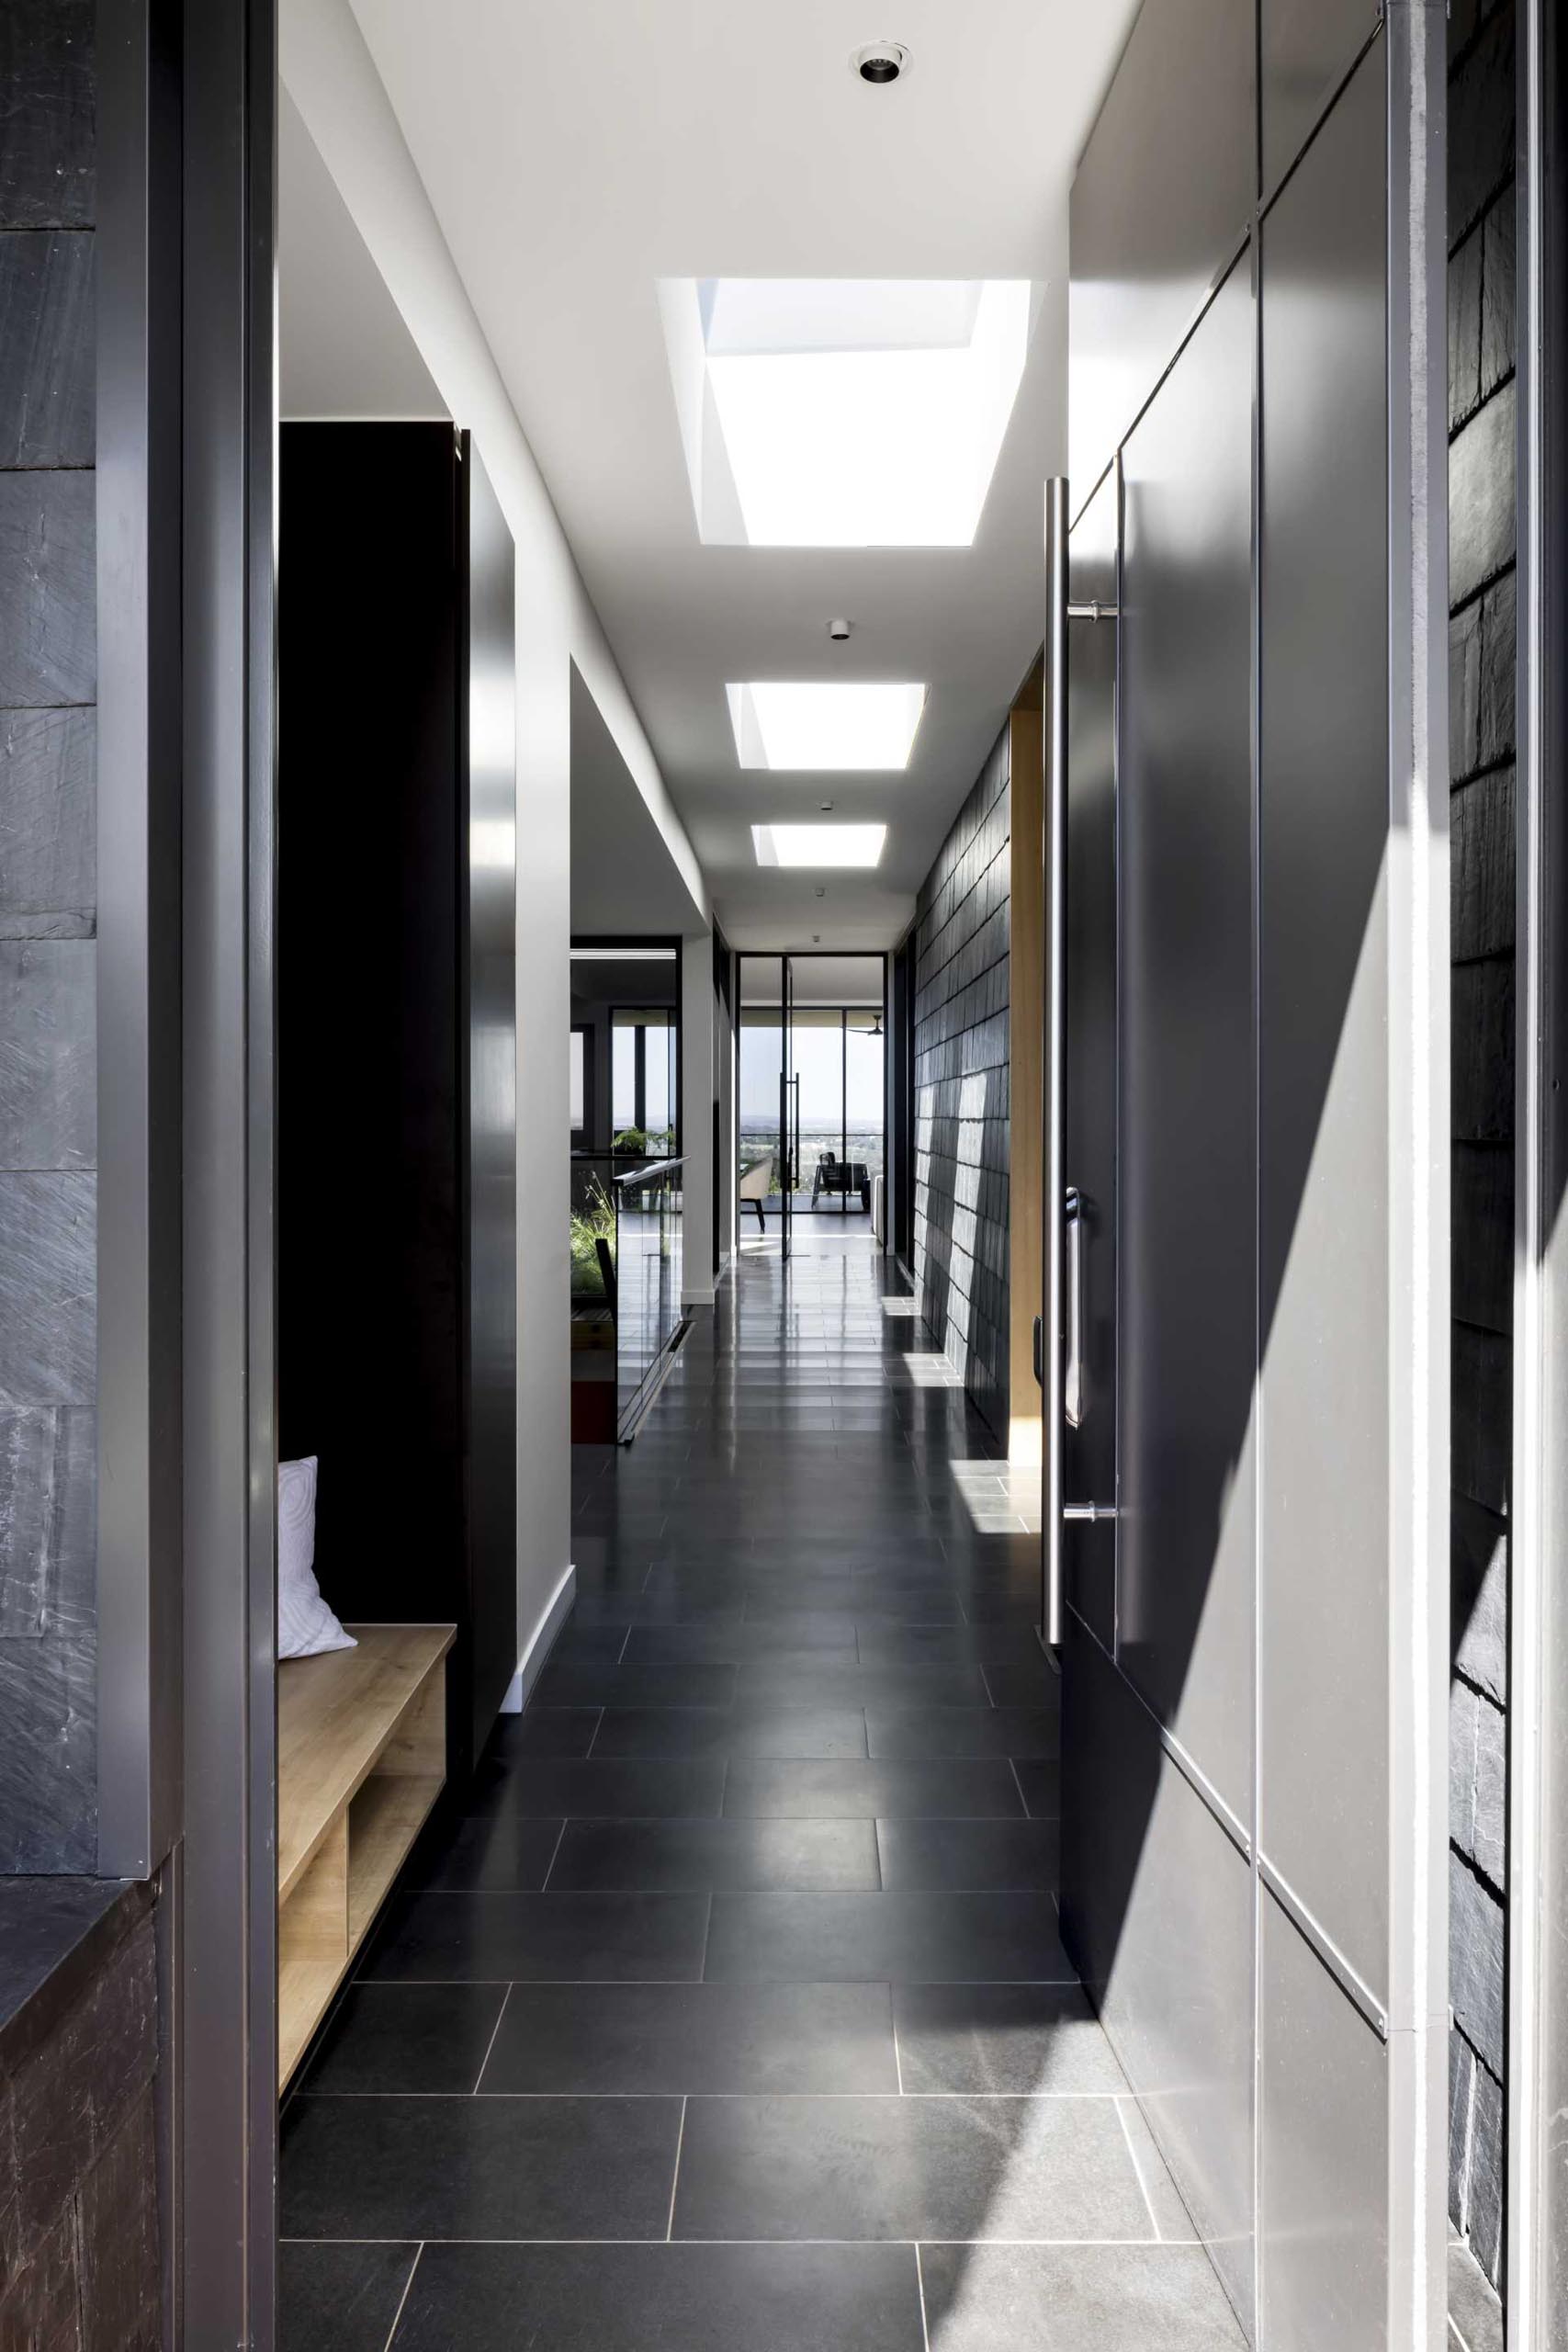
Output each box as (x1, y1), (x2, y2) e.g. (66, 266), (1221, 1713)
(740, 1019), (884, 1133)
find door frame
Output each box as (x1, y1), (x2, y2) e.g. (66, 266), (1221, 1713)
(1509, 0), (1568, 2334)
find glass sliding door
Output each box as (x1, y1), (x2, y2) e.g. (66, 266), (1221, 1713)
(738, 957), (786, 1248)
(780, 954), (796, 1260)
(845, 1008), (886, 1216)
(794, 1007), (850, 1216)
(738, 953), (886, 1244)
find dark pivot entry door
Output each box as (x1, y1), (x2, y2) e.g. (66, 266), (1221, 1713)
(278, 424), (517, 1783)
(1053, 14), (1448, 2342)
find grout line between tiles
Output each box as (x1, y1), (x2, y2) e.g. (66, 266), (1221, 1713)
(1115, 2094), (1164, 2243)
(284, 2233), (1199, 2248)
(698, 1891), (715, 1981)
(914, 2240), (932, 2352)
(1008, 1757), (1030, 1816)
(379, 2242), (423, 2352)
(665, 2097), (688, 2241)
(470, 1984), (513, 2095)
(616, 1623), (633, 1664)
(537, 1819), (570, 1892)
(582, 1707), (608, 1758)
(288, 2087), (1179, 2102)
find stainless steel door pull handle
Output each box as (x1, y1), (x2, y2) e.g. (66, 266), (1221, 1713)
(1065, 1186), (1087, 1429)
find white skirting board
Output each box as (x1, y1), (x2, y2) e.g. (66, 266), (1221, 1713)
(499, 1562), (577, 1713)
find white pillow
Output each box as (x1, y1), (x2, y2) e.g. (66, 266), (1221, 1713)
(277, 1457), (356, 1660)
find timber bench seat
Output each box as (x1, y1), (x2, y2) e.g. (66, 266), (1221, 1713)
(277, 1622), (455, 2088)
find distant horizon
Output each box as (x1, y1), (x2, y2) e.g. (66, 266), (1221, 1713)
(739, 1116), (883, 1130)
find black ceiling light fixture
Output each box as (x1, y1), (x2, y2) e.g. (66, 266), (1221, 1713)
(852, 41), (910, 85)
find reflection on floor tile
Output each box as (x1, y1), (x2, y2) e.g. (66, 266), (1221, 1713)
(479, 1979), (898, 2095)
(393, 2243), (925, 2352)
(281, 2093), (681, 2241)
(673, 2093), (1157, 2242)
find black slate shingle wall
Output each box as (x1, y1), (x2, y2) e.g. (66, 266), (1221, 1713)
(0, 0), (97, 1873)
(912, 726), (1010, 1433)
(1447, 0), (1515, 2289)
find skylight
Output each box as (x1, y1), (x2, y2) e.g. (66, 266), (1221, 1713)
(659, 277), (1034, 547)
(727, 683), (926, 771)
(751, 824), (886, 869)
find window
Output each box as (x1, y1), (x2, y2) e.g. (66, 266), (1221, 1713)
(570, 1027), (588, 1137)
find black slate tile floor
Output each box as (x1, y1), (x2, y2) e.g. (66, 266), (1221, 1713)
(282, 1232), (1243, 2350)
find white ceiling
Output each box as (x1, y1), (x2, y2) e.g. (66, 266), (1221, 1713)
(345, 0), (1140, 947)
(278, 86), (447, 421)
(570, 663), (708, 936)
(740, 953), (885, 1010)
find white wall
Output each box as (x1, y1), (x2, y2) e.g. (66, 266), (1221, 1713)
(280, 0), (708, 1678)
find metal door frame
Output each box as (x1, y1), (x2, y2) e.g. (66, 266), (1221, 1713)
(96, 1), (281, 2339)
(1509, 0), (1568, 2335)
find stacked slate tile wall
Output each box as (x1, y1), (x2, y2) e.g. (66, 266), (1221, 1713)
(911, 724), (1010, 1431)
(1447, 0), (1515, 2292)
(0, 1886), (161, 2346)
(0, 1), (97, 1873)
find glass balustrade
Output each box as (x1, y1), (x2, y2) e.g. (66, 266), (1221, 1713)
(570, 1153), (685, 1442)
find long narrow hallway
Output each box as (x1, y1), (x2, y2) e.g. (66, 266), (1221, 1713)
(278, 1237), (1243, 2349)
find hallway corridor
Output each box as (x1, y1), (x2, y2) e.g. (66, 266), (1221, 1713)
(278, 1238), (1243, 2349)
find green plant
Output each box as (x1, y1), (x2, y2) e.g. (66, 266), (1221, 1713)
(570, 1178), (616, 1297)
(613, 1125), (647, 1153)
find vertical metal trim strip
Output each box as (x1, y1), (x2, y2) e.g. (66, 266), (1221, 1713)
(1382, 9), (1450, 2346)
(180, 0), (278, 2339)
(96, 0), (186, 1880)
(1043, 480), (1068, 1645)
(1249, 200), (1267, 2350)
(1508, 0), (1566, 2335)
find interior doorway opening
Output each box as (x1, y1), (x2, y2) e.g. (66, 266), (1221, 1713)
(738, 953), (887, 1256)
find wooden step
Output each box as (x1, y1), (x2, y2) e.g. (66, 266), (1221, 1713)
(277, 1622), (454, 2090)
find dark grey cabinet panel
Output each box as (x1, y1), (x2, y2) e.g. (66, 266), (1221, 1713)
(1258, 49), (1390, 2002)
(1059, 1614), (1254, 2333)
(1117, 257), (1256, 1823)
(1261, 0), (1381, 196)
(1260, 1894), (1388, 2345)
(1068, 0), (1254, 511)
(1062, 474), (1119, 1648)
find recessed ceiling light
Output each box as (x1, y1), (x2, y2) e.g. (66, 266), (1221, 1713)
(659, 277), (1033, 548)
(752, 823), (886, 869)
(852, 41), (909, 84)
(728, 683), (925, 771)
